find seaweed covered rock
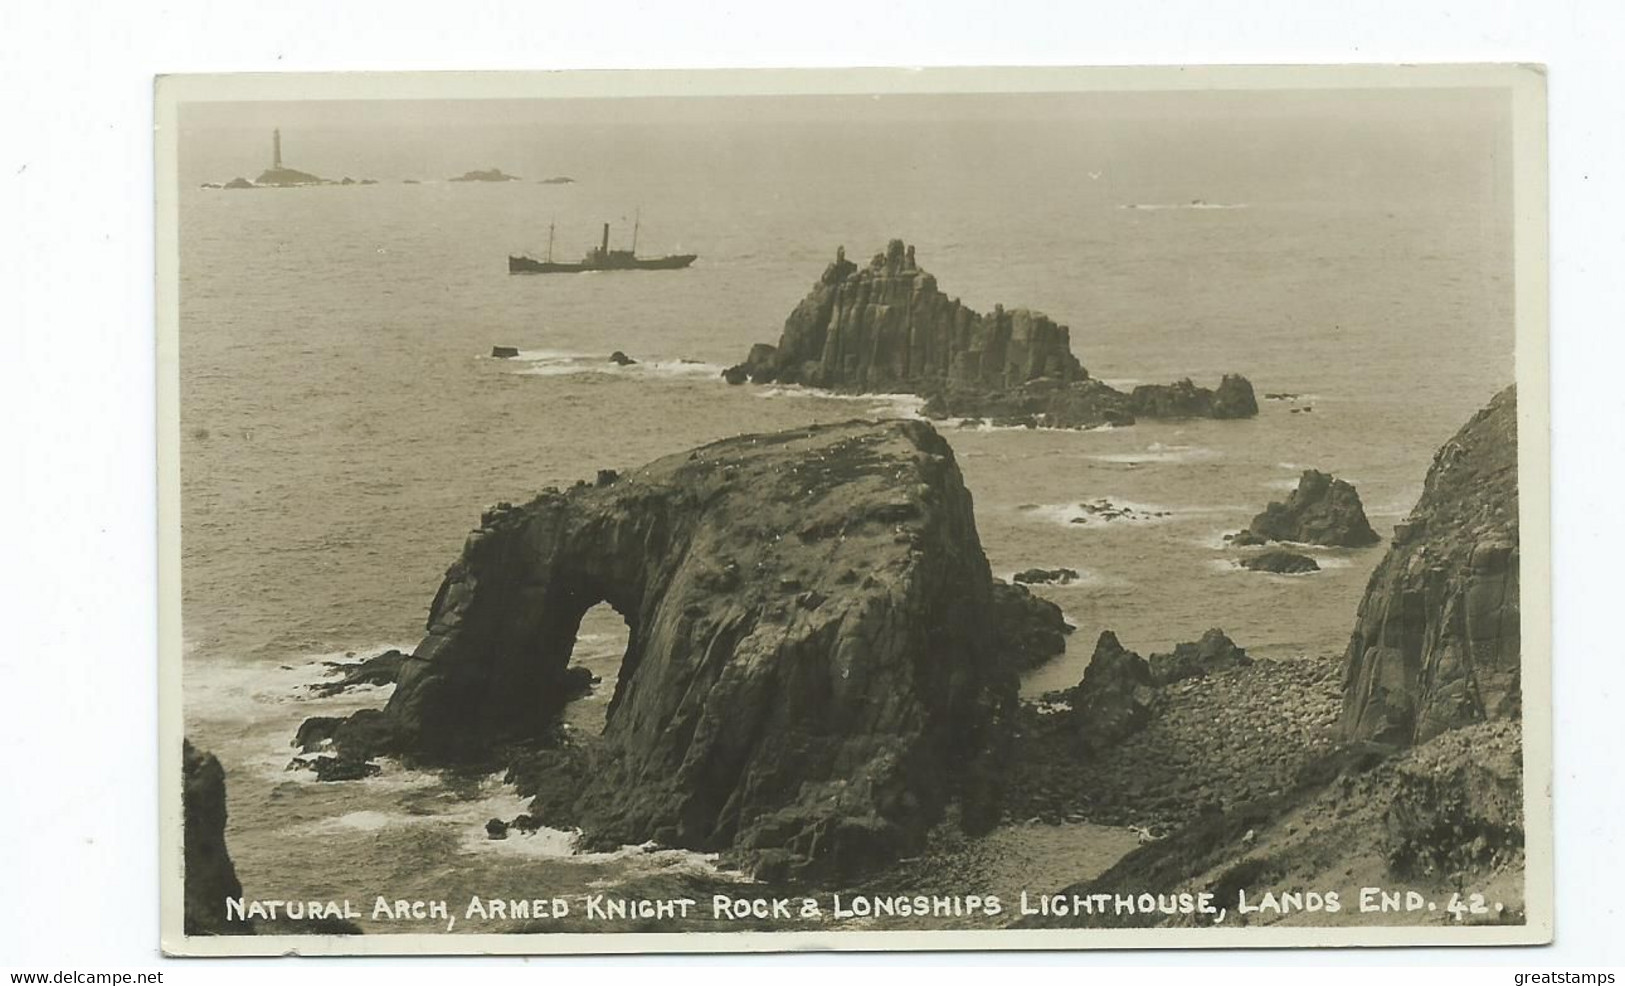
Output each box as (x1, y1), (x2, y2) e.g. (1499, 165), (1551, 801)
(1341, 386), (1521, 745)
(309, 419), (1029, 880)
(1237, 470), (1381, 548)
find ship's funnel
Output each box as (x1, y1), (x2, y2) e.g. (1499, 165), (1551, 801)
(601, 222), (610, 254)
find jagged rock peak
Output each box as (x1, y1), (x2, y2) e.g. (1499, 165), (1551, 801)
(1341, 385), (1520, 745)
(729, 240), (1086, 394)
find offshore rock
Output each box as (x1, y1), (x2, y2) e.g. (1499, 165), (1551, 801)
(183, 740), (245, 935)
(1341, 385), (1521, 745)
(1069, 631), (1156, 750)
(1239, 549), (1321, 575)
(320, 419), (1021, 880)
(725, 241), (1257, 429)
(1238, 469), (1381, 548)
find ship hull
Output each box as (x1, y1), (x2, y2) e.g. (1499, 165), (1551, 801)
(508, 254), (697, 274)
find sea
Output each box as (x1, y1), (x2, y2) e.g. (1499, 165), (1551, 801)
(175, 90), (1515, 930)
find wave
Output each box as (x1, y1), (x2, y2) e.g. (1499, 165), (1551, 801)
(1089, 442), (1219, 466)
(1120, 202), (1249, 211)
(752, 384), (927, 419)
(1019, 498), (1181, 529)
(503, 348), (728, 381)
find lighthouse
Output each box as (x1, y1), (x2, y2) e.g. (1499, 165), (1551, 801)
(272, 128), (282, 169)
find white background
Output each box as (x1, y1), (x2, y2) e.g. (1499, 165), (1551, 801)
(2, 0), (1621, 971)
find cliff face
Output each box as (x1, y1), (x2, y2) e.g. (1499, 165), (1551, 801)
(182, 740), (245, 936)
(349, 419), (1020, 878)
(735, 240), (1085, 392)
(727, 240), (1257, 429)
(1340, 386), (1521, 745)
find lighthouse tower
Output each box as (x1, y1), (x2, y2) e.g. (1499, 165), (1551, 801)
(272, 128), (282, 169)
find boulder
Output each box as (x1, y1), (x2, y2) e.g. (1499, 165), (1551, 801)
(1012, 567), (1080, 585)
(608, 351), (637, 366)
(1147, 628), (1252, 686)
(1239, 549), (1321, 575)
(183, 740), (245, 935)
(1069, 631), (1156, 749)
(1341, 386), (1521, 745)
(310, 419), (1026, 879)
(491, 346), (520, 359)
(728, 241), (1256, 429)
(990, 579), (1073, 672)
(1238, 470), (1381, 547)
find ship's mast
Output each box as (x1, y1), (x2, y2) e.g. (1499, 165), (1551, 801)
(547, 219), (555, 262)
(632, 208), (641, 254)
(272, 128), (282, 169)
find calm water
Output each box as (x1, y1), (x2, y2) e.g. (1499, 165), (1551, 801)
(177, 95), (1514, 929)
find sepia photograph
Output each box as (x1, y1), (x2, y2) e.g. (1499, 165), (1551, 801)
(154, 65), (1550, 955)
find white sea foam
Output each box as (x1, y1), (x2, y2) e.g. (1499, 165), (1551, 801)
(1089, 442), (1218, 465)
(1022, 498), (1182, 529)
(1120, 202), (1249, 211)
(753, 385), (927, 419)
(507, 349), (728, 381)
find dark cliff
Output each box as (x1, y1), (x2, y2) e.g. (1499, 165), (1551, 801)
(1340, 385), (1521, 745)
(326, 419), (1024, 879)
(726, 241), (1257, 429)
(182, 740), (246, 935)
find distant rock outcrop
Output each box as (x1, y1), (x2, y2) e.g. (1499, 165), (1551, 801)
(1341, 385), (1520, 745)
(724, 241), (1257, 429)
(450, 168), (521, 182)
(1232, 470), (1381, 548)
(254, 166), (327, 187)
(305, 419), (1033, 879)
(182, 740), (245, 935)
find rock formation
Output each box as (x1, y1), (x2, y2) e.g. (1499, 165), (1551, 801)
(1239, 549), (1321, 575)
(182, 740), (246, 935)
(1232, 469), (1381, 548)
(1068, 631), (1157, 750)
(989, 579), (1073, 672)
(724, 241), (1257, 429)
(450, 168), (521, 182)
(1147, 628), (1252, 686)
(1340, 385), (1520, 745)
(308, 419), (1032, 879)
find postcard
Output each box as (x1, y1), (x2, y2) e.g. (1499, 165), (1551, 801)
(156, 64), (1550, 954)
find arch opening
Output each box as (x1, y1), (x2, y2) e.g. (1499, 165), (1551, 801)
(557, 600), (633, 737)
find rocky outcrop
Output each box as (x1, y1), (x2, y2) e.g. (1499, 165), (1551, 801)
(183, 740), (245, 935)
(309, 649), (406, 697)
(1147, 628), (1252, 686)
(1239, 549), (1320, 575)
(1341, 385), (1521, 746)
(990, 579), (1073, 672)
(1068, 631), (1156, 750)
(1232, 470), (1381, 548)
(309, 419), (1027, 879)
(1013, 567), (1079, 586)
(724, 241), (1257, 429)
(450, 168), (521, 182)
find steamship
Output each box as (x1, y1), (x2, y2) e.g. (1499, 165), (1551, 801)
(509, 219), (697, 274)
